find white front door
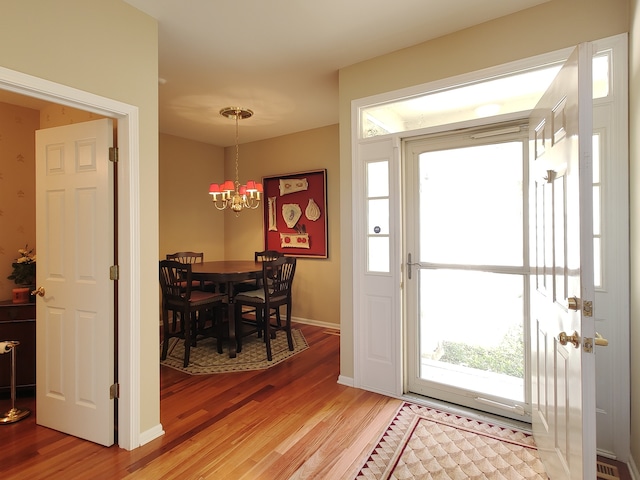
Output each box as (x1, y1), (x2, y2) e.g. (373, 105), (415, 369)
(35, 118), (115, 446)
(529, 44), (595, 478)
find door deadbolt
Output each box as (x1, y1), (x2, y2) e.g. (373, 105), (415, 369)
(567, 296), (579, 311)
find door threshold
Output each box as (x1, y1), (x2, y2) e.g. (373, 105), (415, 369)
(401, 393), (532, 434)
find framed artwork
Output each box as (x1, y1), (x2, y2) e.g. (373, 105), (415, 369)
(262, 169), (328, 258)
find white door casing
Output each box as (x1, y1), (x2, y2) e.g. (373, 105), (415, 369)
(35, 119), (115, 446)
(0, 65), (143, 450)
(529, 44), (595, 479)
(351, 34), (627, 461)
(591, 35), (630, 460)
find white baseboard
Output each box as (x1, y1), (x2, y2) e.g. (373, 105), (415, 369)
(292, 316), (340, 330)
(629, 455), (638, 480)
(138, 423), (165, 447)
(160, 314), (340, 330)
(338, 375), (354, 387)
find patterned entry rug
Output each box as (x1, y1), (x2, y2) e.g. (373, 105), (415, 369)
(356, 402), (548, 480)
(160, 329), (308, 375)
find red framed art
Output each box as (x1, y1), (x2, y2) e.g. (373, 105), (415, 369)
(262, 169), (328, 258)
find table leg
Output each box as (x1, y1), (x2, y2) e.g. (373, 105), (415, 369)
(226, 281), (237, 358)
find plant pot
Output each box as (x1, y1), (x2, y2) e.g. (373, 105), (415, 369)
(11, 287), (31, 304)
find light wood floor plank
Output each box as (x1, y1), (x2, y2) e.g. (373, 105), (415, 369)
(0, 323), (401, 480)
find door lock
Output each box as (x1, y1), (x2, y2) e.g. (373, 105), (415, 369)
(567, 296), (579, 311)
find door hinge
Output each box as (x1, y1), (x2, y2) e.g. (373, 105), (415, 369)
(110, 383), (119, 399)
(109, 147), (118, 163)
(110, 265), (119, 281)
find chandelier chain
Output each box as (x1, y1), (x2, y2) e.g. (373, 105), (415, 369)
(208, 106), (262, 214)
(234, 109), (240, 189)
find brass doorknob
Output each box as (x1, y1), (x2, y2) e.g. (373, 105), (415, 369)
(31, 286), (45, 297)
(559, 331), (580, 348)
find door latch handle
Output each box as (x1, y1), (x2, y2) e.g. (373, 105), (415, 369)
(595, 332), (609, 347)
(407, 253), (421, 279)
(31, 286), (45, 297)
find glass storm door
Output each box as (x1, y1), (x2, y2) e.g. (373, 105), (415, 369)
(405, 125), (530, 421)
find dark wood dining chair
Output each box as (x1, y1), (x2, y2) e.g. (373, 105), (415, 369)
(234, 250), (282, 291)
(233, 256), (296, 361)
(159, 260), (226, 367)
(165, 251), (220, 334)
(234, 250), (284, 327)
(166, 251), (217, 292)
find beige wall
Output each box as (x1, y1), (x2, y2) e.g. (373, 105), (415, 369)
(159, 125), (339, 326)
(339, 0), (631, 461)
(0, 102), (38, 300)
(223, 125), (340, 326)
(0, 0), (160, 438)
(159, 133), (226, 260)
(629, 0), (639, 469)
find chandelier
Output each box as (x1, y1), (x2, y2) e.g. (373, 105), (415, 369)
(208, 107), (262, 213)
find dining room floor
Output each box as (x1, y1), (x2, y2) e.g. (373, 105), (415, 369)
(0, 323), (401, 479)
(0, 322), (632, 479)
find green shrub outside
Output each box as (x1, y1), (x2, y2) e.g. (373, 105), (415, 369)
(439, 324), (524, 378)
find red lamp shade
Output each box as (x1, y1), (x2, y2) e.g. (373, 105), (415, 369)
(209, 183), (220, 194)
(221, 180), (234, 192)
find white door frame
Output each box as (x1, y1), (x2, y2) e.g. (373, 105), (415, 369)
(0, 66), (141, 450)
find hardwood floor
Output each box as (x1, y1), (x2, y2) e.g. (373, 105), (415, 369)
(0, 324), (402, 479)
(2, 323), (631, 479)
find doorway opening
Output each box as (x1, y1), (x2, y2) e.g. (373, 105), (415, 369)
(0, 66), (141, 450)
(404, 124), (530, 420)
(353, 37), (628, 457)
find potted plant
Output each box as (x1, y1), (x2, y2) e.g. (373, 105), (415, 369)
(8, 245), (36, 303)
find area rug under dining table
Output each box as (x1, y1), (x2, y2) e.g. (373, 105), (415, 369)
(160, 328), (308, 374)
(355, 402), (548, 480)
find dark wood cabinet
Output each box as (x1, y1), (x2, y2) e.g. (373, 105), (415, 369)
(0, 300), (36, 392)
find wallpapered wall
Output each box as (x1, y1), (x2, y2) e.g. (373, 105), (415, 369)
(0, 100), (103, 301)
(0, 101), (38, 301)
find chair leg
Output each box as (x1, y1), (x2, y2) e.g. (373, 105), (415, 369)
(256, 307), (263, 338)
(264, 313), (273, 362)
(161, 308), (170, 360)
(183, 313), (192, 368)
(191, 311), (198, 347)
(215, 306), (224, 354)
(235, 303), (244, 353)
(275, 307), (282, 327)
(285, 305), (294, 351)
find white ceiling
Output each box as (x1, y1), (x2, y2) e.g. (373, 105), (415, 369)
(121, 0), (549, 146)
(0, 1), (550, 147)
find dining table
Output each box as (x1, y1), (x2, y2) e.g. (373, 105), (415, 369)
(191, 260), (263, 358)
